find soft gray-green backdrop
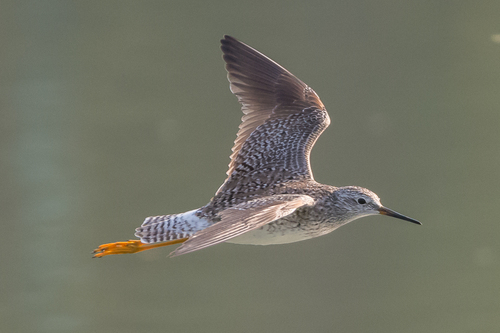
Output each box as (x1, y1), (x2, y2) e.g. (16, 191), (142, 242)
(2, 1), (499, 332)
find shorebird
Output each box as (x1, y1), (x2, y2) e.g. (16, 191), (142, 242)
(93, 35), (420, 258)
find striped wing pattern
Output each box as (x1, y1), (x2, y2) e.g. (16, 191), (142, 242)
(171, 194), (315, 257)
(217, 36), (330, 194)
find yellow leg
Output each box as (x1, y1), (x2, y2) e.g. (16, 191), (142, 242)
(92, 238), (188, 258)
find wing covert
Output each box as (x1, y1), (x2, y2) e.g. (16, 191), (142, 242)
(217, 36), (330, 194)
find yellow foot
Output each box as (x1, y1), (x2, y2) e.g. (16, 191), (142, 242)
(92, 238), (188, 258)
(92, 240), (143, 258)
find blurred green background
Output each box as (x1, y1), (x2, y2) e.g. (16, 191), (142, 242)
(2, 1), (499, 332)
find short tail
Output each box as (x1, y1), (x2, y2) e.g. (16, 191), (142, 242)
(135, 209), (210, 244)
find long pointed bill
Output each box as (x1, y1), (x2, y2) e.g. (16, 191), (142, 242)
(378, 207), (421, 225)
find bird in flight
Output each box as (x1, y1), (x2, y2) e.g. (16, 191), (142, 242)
(93, 35), (420, 258)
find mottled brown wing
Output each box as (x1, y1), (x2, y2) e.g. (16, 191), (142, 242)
(217, 36), (330, 194)
(170, 194), (315, 257)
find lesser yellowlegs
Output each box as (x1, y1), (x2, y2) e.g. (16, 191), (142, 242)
(93, 35), (420, 258)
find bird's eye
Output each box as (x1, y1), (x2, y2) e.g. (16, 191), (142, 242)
(357, 198), (366, 204)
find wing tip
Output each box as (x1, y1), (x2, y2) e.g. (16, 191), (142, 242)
(221, 35), (239, 50)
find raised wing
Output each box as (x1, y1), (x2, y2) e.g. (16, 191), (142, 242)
(170, 194), (315, 257)
(217, 36), (330, 194)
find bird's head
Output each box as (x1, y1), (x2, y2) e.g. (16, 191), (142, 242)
(330, 186), (421, 225)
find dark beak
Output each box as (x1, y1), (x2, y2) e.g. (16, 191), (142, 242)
(378, 207), (421, 225)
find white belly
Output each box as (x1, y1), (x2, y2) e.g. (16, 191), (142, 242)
(227, 219), (336, 245)
(228, 228), (313, 245)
